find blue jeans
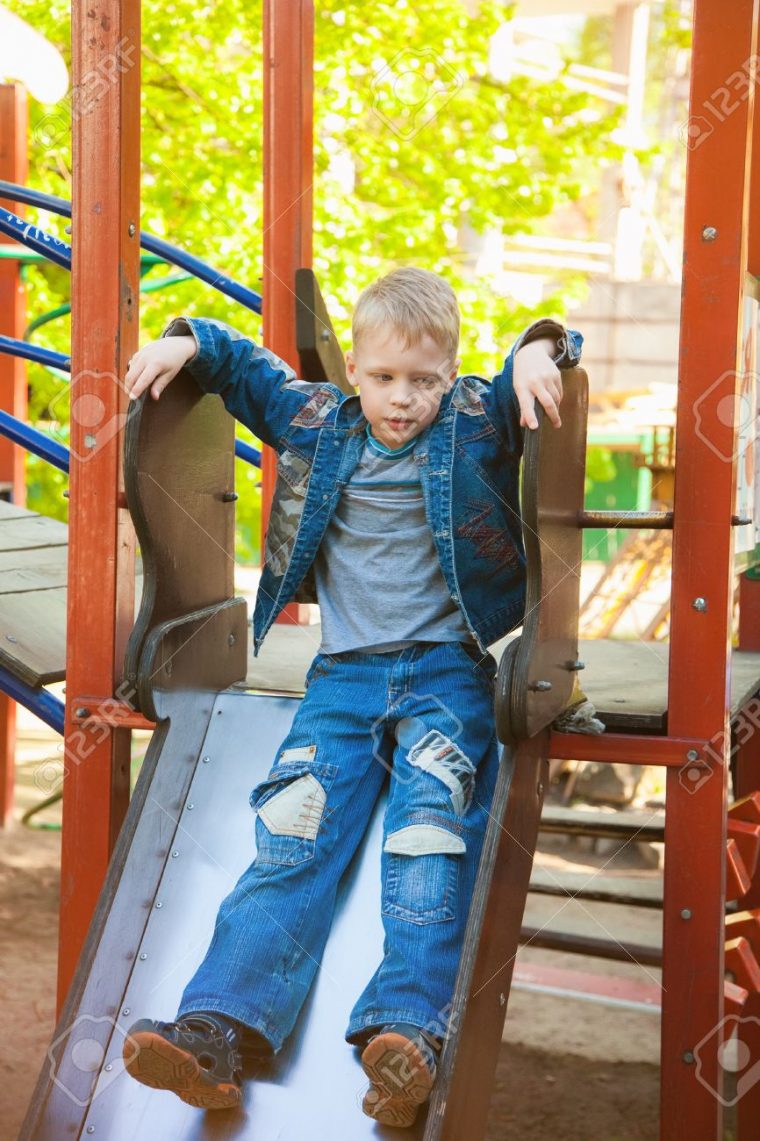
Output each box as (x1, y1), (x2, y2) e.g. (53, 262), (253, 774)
(178, 641), (501, 1052)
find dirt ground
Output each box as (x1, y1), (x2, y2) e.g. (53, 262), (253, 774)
(3, 731), (665, 1140)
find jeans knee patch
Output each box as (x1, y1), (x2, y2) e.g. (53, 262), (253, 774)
(382, 824), (464, 924)
(384, 824), (466, 856)
(406, 730), (476, 816)
(249, 750), (337, 866)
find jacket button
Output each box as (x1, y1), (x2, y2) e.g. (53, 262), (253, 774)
(323, 493), (329, 500)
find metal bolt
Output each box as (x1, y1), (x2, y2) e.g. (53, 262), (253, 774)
(202, 755), (211, 764)
(320, 330), (330, 342)
(6, 634), (17, 643)
(139, 953), (147, 961)
(105, 1063), (113, 1072)
(75, 707), (91, 719)
(683, 1050), (695, 1064)
(171, 850), (179, 858)
(164, 659), (173, 676)
(499, 992), (506, 1007)
(686, 749), (700, 762)
(228, 633), (236, 646)
(681, 908), (692, 920)
(221, 491), (238, 502)
(62, 489), (70, 498)
(155, 901), (163, 909)
(86, 1128), (95, 1135)
(537, 781), (544, 798)
(187, 803), (195, 811)
(692, 597), (707, 612)
(128, 222), (136, 237)
(529, 680), (552, 692)
(701, 226), (717, 241)
(122, 1008), (131, 1016)
(566, 660), (585, 672)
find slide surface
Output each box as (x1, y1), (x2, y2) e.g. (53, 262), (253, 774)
(36, 689), (428, 1139)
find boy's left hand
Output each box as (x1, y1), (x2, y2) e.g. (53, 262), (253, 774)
(514, 338), (563, 430)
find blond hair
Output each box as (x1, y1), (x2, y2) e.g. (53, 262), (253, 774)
(352, 267), (460, 361)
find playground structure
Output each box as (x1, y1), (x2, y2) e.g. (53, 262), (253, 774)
(0, 0), (759, 1137)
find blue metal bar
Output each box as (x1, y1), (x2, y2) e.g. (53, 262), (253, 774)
(0, 339), (262, 468)
(0, 207), (71, 270)
(235, 439), (262, 466)
(0, 182), (262, 313)
(0, 410), (69, 472)
(0, 335), (70, 371)
(0, 665), (65, 734)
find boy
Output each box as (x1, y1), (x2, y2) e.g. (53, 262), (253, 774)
(121, 268), (582, 1126)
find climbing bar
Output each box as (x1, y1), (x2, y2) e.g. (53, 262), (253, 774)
(0, 182), (263, 314)
(0, 340), (261, 468)
(0, 666), (64, 735)
(0, 410), (69, 473)
(0, 335), (70, 372)
(0, 206), (71, 270)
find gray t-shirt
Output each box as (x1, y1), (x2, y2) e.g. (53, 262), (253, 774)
(314, 426), (474, 654)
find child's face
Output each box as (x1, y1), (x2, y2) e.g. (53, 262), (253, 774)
(346, 326), (459, 450)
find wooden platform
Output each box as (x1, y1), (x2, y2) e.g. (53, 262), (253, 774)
(244, 621), (760, 732)
(0, 501), (142, 689)
(0, 502), (68, 687)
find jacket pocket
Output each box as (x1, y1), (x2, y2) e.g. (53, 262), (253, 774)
(263, 444), (312, 577)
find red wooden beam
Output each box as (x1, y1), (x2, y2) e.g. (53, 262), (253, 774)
(662, 1), (759, 1134)
(59, 0), (140, 1008)
(549, 731), (709, 767)
(0, 83), (28, 827)
(262, 0), (313, 626)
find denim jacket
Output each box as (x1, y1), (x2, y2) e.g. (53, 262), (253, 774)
(163, 316), (583, 655)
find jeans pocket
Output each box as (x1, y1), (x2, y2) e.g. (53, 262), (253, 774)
(382, 848), (463, 925)
(452, 642), (497, 697)
(249, 755), (338, 866)
(304, 652), (337, 691)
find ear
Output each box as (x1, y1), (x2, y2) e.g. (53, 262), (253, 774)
(345, 349), (357, 385)
(447, 357), (461, 385)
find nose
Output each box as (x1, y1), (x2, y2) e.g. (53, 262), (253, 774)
(389, 381), (413, 407)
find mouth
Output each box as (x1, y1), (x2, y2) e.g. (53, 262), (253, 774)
(386, 417), (413, 427)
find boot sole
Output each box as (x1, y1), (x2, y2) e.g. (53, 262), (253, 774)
(360, 1032), (435, 1128)
(123, 1029), (241, 1111)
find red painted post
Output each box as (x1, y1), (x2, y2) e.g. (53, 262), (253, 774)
(663, 1), (758, 1135)
(58, 0), (140, 1007)
(737, 35), (760, 654)
(0, 83), (28, 826)
(262, 0), (313, 626)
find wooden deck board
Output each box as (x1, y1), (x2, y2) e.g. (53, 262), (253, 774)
(0, 514), (67, 552)
(0, 545), (68, 593)
(0, 588), (68, 686)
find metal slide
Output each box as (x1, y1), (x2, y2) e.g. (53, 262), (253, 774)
(26, 687), (435, 1139)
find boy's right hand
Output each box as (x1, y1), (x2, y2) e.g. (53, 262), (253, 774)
(125, 335), (197, 401)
